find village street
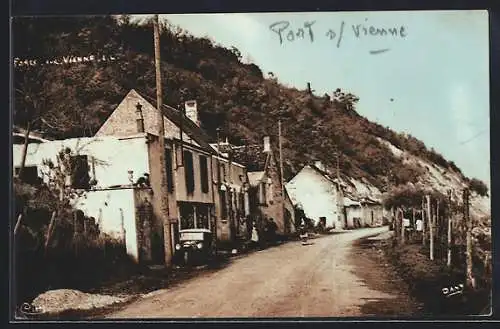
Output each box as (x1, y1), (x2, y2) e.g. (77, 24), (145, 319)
(104, 226), (421, 318)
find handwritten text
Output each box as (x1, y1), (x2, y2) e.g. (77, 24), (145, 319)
(269, 19), (407, 54)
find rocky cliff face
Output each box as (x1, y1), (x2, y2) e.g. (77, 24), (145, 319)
(376, 137), (490, 220)
(326, 136), (490, 226)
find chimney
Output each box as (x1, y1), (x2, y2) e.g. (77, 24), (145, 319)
(135, 102), (145, 133)
(263, 136), (271, 153)
(184, 100), (200, 126)
(314, 160), (326, 172)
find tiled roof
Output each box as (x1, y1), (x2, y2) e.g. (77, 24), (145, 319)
(138, 90), (217, 154)
(230, 144), (269, 172)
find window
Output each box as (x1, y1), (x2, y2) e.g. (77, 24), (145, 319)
(259, 182), (267, 204)
(15, 166), (41, 185)
(221, 191), (228, 220)
(199, 155), (209, 193)
(179, 203), (210, 230)
(195, 205), (209, 229)
(184, 150), (195, 194)
(165, 148), (174, 192)
(70, 155), (90, 189)
(179, 203), (195, 229)
(221, 163), (227, 181)
(239, 193), (245, 212)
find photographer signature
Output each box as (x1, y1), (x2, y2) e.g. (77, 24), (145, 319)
(442, 283), (464, 298)
(18, 302), (43, 317)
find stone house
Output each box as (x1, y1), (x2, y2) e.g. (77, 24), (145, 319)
(94, 89), (224, 262)
(286, 161), (347, 229)
(12, 134), (162, 263)
(231, 142), (296, 237)
(96, 89), (255, 252)
(209, 142), (251, 248)
(344, 194), (363, 229)
(359, 196), (384, 227)
(12, 88), (256, 264)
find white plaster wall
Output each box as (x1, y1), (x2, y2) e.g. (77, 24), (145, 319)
(286, 166), (340, 228)
(12, 136), (150, 188)
(72, 188), (139, 262)
(346, 207), (362, 228)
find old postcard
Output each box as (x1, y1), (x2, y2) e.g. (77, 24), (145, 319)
(11, 10), (491, 320)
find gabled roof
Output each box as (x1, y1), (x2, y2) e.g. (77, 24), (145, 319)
(136, 90), (216, 154)
(231, 144), (270, 173)
(360, 196), (381, 205)
(308, 163), (358, 191)
(344, 197), (361, 207)
(12, 126), (52, 144)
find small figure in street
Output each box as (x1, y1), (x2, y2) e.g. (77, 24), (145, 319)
(267, 218), (278, 245)
(299, 224), (308, 245)
(257, 217), (267, 250)
(299, 217), (308, 245)
(251, 221), (259, 246)
(250, 220), (259, 246)
(246, 215), (253, 241)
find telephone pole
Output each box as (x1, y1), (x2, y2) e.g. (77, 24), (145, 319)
(278, 119), (284, 198)
(153, 14), (173, 268)
(278, 119), (287, 233)
(334, 147), (346, 228)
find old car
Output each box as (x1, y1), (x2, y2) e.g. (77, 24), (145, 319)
(175, 228), (215, 265)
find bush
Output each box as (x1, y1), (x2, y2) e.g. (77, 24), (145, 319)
(13, 180), (139, 306)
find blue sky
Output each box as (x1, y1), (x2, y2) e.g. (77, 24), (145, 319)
(134, 11), (490, 186)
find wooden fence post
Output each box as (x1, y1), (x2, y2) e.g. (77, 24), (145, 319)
(73, 211), (79, 258)
(447, 190), (452, 267)
(44, 211), (57, 257)
(436, 199), (440, 255)
(426, 195), (433, 260)
(394, 207), (400, 240)
(14, 213), (23, 236)
(464, 188), (475, 289)
(412, 208), (416, 243)
(422, 197), (426, 247)
(400, 208), (405, 244)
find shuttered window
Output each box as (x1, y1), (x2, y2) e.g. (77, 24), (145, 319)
(165, 148), (174, 192)
(184, 150), (195, 194)
(260, 182), (267, 204)
(70, 155), (90, 189)
(199, 155), (209, 193)
(221, 191), (228, 220)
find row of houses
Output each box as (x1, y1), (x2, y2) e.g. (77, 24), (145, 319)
(286, 161), (386, 230)
(12, 89), (297, 265)
(13, 89), (386, 265)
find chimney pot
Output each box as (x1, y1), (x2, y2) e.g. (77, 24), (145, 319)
(185, 100), (200, 126)
(314, 160), (326, 172)
(263, 136), (271, 153)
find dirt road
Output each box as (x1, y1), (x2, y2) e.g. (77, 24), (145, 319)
(105, 227), (419, 318)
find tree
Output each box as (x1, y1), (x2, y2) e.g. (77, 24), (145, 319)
(14, 67), (49, 179)
(468, 178), (489, 197)
(333, 88), (360, 111)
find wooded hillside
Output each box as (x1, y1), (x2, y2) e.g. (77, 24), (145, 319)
(12, 15), (488, 195)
